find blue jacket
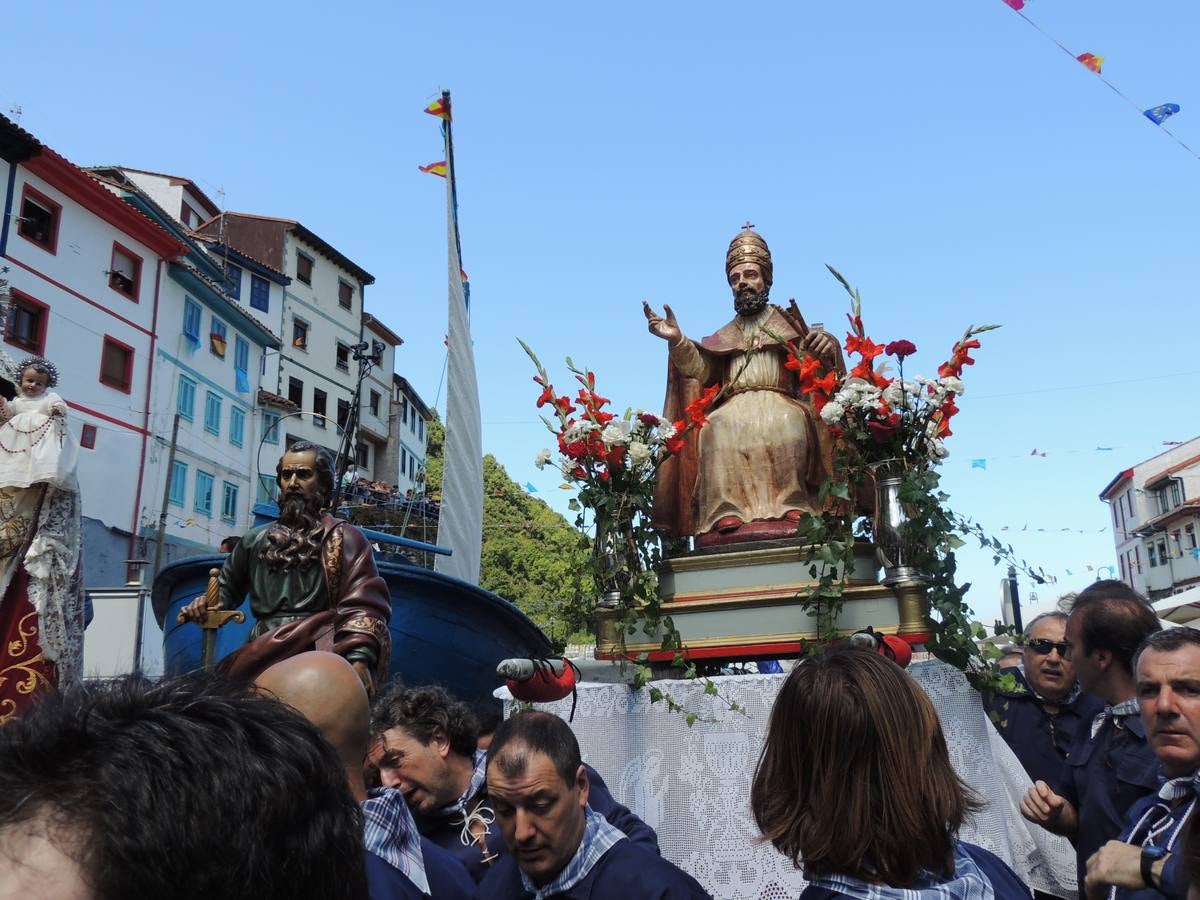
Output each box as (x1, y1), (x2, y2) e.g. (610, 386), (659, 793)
(477, 838), (710, 899)
(414, 763), (658, 883)
(982, 668), (1104, 787)
(799, 843), (1030, 900)
(1056, 713), (1161, 894)
(1111, 790), (1198, 900)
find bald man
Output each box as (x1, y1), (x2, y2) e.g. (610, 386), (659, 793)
(256, 653), (475, 899)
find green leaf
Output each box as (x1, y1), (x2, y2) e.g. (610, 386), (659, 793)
(685, 712), (698, 728)
(704, 680), (719, 697)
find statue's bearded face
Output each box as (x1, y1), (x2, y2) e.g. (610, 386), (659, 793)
(260, 450), (328, 572)
(729, 262), (770, 317)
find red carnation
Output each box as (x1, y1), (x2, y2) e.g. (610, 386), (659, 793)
(885, 340), (916, 359)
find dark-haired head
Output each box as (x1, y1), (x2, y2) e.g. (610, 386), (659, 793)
(751, 649), (980, 886)
(260, 443), (336, 572)
(367, 684), (480, 814)
(488, 710), (582, 786)
(16, 355), (59, 389)
(0, 673), (367, 900)
(1066, 580), (1159, 689)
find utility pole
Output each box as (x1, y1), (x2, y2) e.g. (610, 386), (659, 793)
(139, 414), (180, 674)
(1005, 565), (1024, 634)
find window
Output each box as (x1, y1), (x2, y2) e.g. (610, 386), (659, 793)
(338, 280), (353, 309)
(401, 396), (409, 424)
(195, 470), (214, 517)
(337, 398), (350, 432)
(287, 377), (303, 408)
(256, 474), (277, 505)
(296, 252), (313, 285)
(292, 319), (308, 350)
(1149, 543), (1158, 568)
(107, 243), (143, 300)
(230, 407), (246, 447)
(234, 336), (250, 393)
(1159, 539), (1169, 562)
(225, 262), (242, 300)
(177, 375), (196, 421)
(408, 454), (415, 479)
(356, 443), (368, 467)
(1120, 556), (1127, 582)
(401, 447), (407, 475)
(249, 274), (270, 313)
(99, 336), (134, 393)
(369, 390), (380, 417)
(263, 411), (281, 445)
(409, 409), (417, 433)
(180, 202), (203, 229)
(183, 298), (202, 345)
(418, 418), (424, 441)
(169, 461), (188, 507)
(336, 342), (350, 371)
(80, 424), (97, 449)
(17, 185), (60, 253)
(5, 290), (48, 355)
(221, 482), (239, 523)
(313, 389), (327, 428)
(1171, 481), (1184, 508)
(210, 317), (227, 359)
(204, 392), (222, 435)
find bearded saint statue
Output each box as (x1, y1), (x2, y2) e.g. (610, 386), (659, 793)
(643, 226), (845, 546)
(179, 442), (391, 692)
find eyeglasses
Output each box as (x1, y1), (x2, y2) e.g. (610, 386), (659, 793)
(1026, 638), (1070, 658)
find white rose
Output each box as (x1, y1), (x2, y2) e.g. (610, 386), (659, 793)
(600, 422), (628, 446)
(820, 401), (846, 424)
(534, 449), (552, 470)
(658, 421), (677, 440)
(629, 441), (651, 466)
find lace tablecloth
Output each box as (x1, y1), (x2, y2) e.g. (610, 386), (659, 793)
(500, 661), (1076, 900)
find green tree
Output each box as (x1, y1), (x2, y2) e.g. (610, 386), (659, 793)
(423, 414), (593, 647)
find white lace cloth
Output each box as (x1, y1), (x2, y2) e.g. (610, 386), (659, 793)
(499, 661), (1076, 900)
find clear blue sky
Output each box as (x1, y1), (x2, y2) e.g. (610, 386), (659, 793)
(9, 0), (1199, 624)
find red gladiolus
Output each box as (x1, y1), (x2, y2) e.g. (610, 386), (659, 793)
(811, 371), (840, 396)
(812, 393), (829, 413)
(845, 335), (884, 361)
(592, 410), (615, 426)
(685, 383), (721, 428)
(665, 434), (685, 456)
(885, 339), (917, 359)
(535, 384), (555, 407)
(828, 425), (845, 439)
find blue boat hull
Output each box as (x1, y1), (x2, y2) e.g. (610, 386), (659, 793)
(153, 555), (553, 709)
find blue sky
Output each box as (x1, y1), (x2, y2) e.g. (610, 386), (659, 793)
(9, 0), (1199, 624)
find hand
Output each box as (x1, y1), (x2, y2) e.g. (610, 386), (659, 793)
(1085, 841), (1148, 899)
(1020, 780), (1077, 835)
(352, 660), (374, 697)
(643, 301), (682, 345)
(177, 595), (216, 625)
(801, 330), (840, 365)
(50, 406), (65, 417)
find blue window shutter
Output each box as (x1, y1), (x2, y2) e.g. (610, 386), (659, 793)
(230, 407), (245, 447)
(177, 376), (196, 421)
(204, 393), (222, 435)
(263, 412), (280, 445)
(169, 461), (188, 506)
(195, 471), (214, 516)
(250, 275), (270, 313)
(183, 299), (201, 345)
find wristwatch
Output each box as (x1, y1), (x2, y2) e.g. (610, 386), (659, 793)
(1141, 844), (1169, 888)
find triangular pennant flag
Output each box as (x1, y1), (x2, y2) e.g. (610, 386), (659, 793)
(971, 458), (987, 470)
(1000, 0), (1025, 9)
(1076, 52), (1104, 74)
(424, 98), (451, 121)
(1145, 103), (1181, 125)
(524, 481), (538, 493)
(419, 161), (448, 177)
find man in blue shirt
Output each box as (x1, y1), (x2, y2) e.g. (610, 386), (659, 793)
(1083, 627), (1200, 900)
(984, 611), (1103, 787)
(1020, 581), (1162, 895)
(369, 684), (658, 883)
(478, 711), (710, 899)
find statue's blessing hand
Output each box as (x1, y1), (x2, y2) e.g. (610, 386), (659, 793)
(642, 301), (681, 343)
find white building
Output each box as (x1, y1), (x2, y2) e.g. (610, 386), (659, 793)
(361, 313), (403, 483)
(87, 167), (288, 551)
(392, 374), (432, 496)
(1100, 435), (1200, 602)
(1, 116), (188, 586)
(195, 213), (375, 472)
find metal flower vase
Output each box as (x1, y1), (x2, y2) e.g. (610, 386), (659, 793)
(593, 513), (631, 610)
(871, 459), (932, 639)
(871, 460), (928, 589)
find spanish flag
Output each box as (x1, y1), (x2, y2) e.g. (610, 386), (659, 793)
(419, 161), (448, 177)
(1076, 52), (1104, 74)
(424, 98), (451, 121)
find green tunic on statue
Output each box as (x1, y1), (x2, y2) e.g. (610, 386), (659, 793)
(218, 520), (378, 667)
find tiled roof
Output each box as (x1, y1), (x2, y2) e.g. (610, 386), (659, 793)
(1144, 453), (1200, 488)
(87, 164), (221, 218)
(198, 211), (375, 285)
(195, 236), (289, 280)
(258, 389), (298, 410)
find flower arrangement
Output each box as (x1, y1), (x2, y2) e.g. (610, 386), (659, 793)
(782, 268), (996, 472)
(520, 339), (717, 612)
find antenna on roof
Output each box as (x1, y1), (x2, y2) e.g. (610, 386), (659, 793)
(8, 103), (22, 124)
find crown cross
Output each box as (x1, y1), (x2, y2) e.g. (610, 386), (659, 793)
(741, 221), (756, 231)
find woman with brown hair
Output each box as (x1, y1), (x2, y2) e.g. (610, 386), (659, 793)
(751, 650), (1030, 900)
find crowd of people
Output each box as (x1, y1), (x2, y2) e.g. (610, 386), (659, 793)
(5, 578), (1200, 900)
(339, 465), (440, 519)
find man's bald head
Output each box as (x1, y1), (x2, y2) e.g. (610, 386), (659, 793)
(256, 652), (370, 777)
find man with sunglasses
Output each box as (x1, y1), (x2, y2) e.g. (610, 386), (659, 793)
(1082, 627), (1200, 900)
(985, 612), (1104, 787)
(1020, 581), (1162, 896)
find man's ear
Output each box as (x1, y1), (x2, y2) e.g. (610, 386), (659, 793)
(432, 726), (451, 759)
(576, 764), (589, 809)
(1094, 648), (1114, 675)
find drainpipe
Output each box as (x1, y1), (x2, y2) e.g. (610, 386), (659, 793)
(128, 257), (164, 561)
(0, 162), (17, 257)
